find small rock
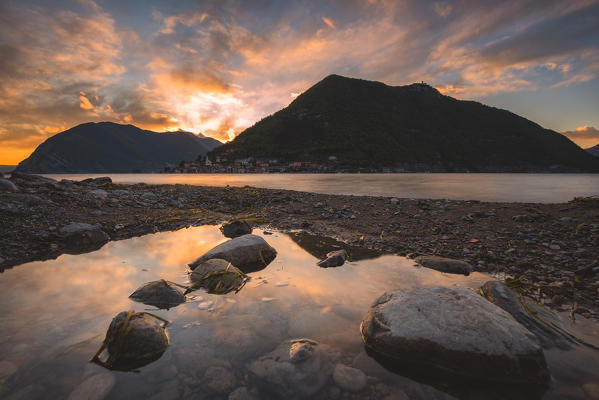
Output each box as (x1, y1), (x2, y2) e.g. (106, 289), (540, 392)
(67, 373), (115, 400)
(221, 220), (252, 238)
(583, 383), (599, 399)
(0, 178), (18, 192)
(414, 255), (472, 275)
(188, 258), (246, 295)
(129, 280), (186, 309)
(332, 363), (367, 392)
(317, 249), (348, 268)
(188, 234), (277, 273)
(228, 387), (257, 400)
(59, 222), (110, 253)
(204, 366), (236, 394)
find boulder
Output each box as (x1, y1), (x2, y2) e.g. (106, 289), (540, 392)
(360, 286), (549, 386)
(9, 172), (56, 187)
(414, 255), (472, 275)
(249, 339), (331, 399)
(189, 234), (277, 273)
(59, 222), (110, 253)
(332, 363), (367, 392)
(480, 281), (573, 349)
(129, 280), (186, 309)
(81, 177), (112, 185)
(188, 259), (247, 295)
(0, 178), (18, 192)
(67, 373), (115, 400)
(317, 249), (347, 268)
(92, 310), (169, 371)
(221, 220), (252, 238)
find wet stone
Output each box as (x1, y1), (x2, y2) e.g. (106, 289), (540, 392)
(188, 234), (277, 273)
(188, 258), (246, 295)
(129, 279), (186, 309)
(317, 249), (348, 268)
(360, 286), (549, 386)
(414, 255), (472, 275)
(58, 222), (110, 253)
(93, 311), (169, 371)
(221, 219), (252, 238)
(332, 363), (367, 392)
(249, 339), (331, 399)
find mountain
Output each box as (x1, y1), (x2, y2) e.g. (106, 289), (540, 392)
(15, 122), (222, 173)
(586, 144), (599, 158)
(211, 74), (599, 172)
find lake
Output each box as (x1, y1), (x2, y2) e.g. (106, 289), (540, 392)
(43, 173), (599, 203)
(1, 226), (597, 399)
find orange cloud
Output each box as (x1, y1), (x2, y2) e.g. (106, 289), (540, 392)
(562, 126), (599, 149)
(322, 17), (336, 29)
(79, 95), (94, 110)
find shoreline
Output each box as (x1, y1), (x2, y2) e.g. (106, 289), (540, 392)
(1, 173), (598, 319)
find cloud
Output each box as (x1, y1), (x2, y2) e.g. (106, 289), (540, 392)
(562, 125), (599, 148)
(322, 17), (336, 29)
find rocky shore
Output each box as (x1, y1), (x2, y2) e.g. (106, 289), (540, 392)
(1, 173), (598, 319)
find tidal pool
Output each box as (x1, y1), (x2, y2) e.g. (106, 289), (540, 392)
(0, 227), (597, 399)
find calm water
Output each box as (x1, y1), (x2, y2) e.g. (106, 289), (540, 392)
(0, 227), (598, 399)
(44, 173), (599, 203)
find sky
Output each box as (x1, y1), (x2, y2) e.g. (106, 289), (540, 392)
(1, 0), (598, 165)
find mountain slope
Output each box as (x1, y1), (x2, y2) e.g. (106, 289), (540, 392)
(212, 74), (599, 172)
(16, 122), (221, 173)
(586, 144), (599, 158)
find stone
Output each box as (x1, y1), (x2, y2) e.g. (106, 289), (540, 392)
(89, 189), (108, 201)
(582, 383), (599, 400)
(81, 177), (112, 185)
(93, 311), (169, 371)
(204, 366), (236, 394)
(129, 280), (186, 309)
(9, 172), (56, 187)
(360, 286), (549, 385)
(0, 178), (18, 192)
(332, 363), (367, 392)
(188, 258), (246, 295)
(67, 373), (115, 400)
(317, 249), (348, 268)
(0, 360), (17, 382)
(189, 234), (277, 273)
(414, 255), (472, 275)
(221, 220), (252, 238)
(59, 222), (110, 253)
(228, 387), (258, 400)
(480, 281), (573, 349)
(249, 339), (331, 399)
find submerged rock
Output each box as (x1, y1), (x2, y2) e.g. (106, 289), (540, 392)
(188, 259), (247, 295)
(249, 339), (331, 399)
(480, 281), (573, 349)
(360, 286), (549, 386)
(129, 279), (186, 309)
(92, 310), (169, 371)
(221, 220), (252, 238)
(67, 373), (115, 400)
(332, 363), (367, 392)
(414, 255), (472, 275)
(59, 222), (110, 253)
(189, 234), (277, 273)
(0, 178), (17, 192)
(317, 249), (348, 268)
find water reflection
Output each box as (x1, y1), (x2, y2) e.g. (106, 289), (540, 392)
(0, 226), (597, 399)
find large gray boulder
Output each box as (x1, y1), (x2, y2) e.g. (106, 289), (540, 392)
(414, 255), (472, 275)
(59, 222), (110, 253)
(189, 234), (277, 273)
(129, 280), (186, 309)
(480, 281), (573, 349)
(93, 311), (169, 371)
(249, 339), (331, 399)
(360, 286), (549, 385)
(188, 258), (246, 294)
(0, 178), (17, 192)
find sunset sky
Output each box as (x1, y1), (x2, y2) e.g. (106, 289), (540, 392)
(1, 0), (598, 164)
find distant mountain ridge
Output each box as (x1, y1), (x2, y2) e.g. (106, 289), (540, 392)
(16, 122), (221, 173)
(211, 74), (599, 172)
(587, 144), (599, 158)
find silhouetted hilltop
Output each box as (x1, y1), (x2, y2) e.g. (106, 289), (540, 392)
(16, 122), (221, 173)
(211, 74), (599, 172)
